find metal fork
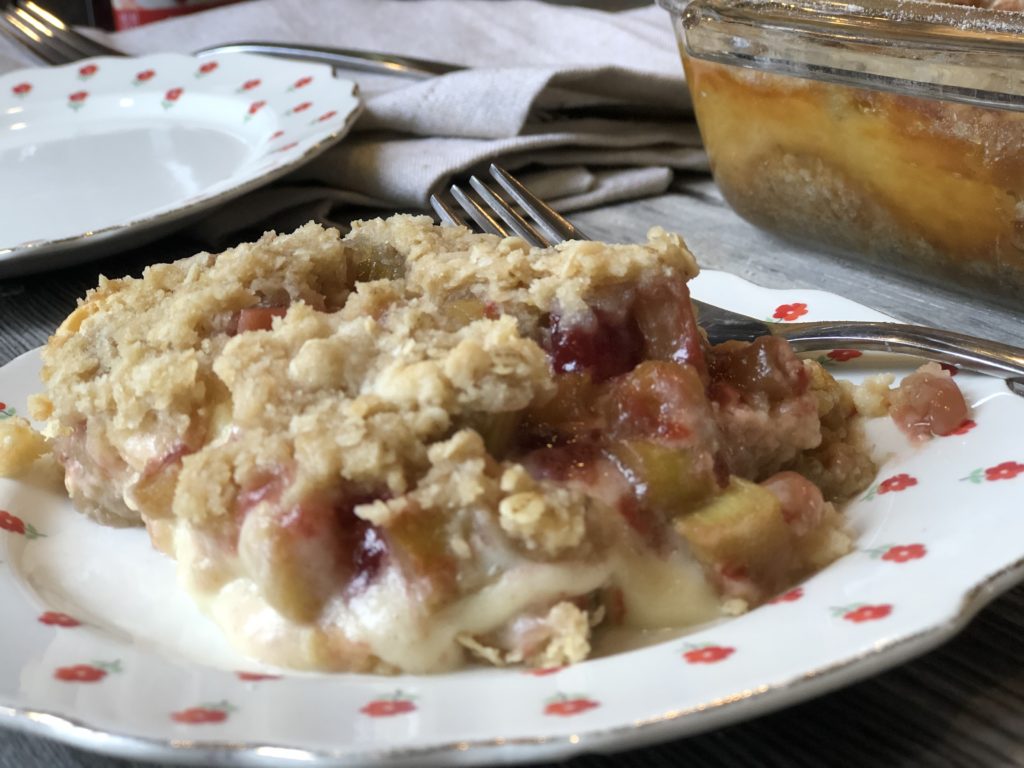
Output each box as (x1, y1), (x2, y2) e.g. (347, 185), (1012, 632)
(0, 0), (121, 64)
(432, 164), (1024, 394)
(0, 0), (454, 78)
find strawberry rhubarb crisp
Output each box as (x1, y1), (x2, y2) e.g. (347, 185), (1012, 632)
(27, 216), (885, 673)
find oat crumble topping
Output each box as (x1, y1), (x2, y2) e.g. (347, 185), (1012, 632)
(12, 214), (925, 674)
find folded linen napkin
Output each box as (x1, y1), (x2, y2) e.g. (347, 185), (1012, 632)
(0, 0), (704, 243)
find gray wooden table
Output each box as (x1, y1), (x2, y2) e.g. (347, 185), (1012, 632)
(2, 179), (1024, 767)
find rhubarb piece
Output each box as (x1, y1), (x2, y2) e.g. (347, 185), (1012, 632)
(546, 306), (644, 382)
(607, 440), (716, 518)
(236, 306), (287, 333)
(676, 478), (791, 599)
(601, 360), (716, 447)
(634, 276), (706, 376)
(889, 362), (969, 440)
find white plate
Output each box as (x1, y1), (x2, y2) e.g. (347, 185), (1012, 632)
(0, 53), (361, 277)
(1, 270), (1023, 766)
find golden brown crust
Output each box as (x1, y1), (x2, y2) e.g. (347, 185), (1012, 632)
(684, 57), (1024, 300)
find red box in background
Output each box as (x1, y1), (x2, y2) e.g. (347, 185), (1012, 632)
(108, 0), (244, 30)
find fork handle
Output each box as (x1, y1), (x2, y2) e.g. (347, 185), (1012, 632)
(775, 321), (1024, 383)
(194, 42), (462, 79)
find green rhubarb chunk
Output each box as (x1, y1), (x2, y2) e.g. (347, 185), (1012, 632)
(609, 440), (715, 516)
(675, 477), (791, 580)
(351, 244), (405, 282)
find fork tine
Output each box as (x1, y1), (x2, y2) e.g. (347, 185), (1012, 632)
(19, 0), (122, 58)
(0, 10), (67, 64)
(12, 5), (80, 57)
(429, 194), (467, 228)
(468, 175), (547, 247)
(488, 164), (592, 243)
(17, 1), (122, 60)
(450, 184), (509, 237)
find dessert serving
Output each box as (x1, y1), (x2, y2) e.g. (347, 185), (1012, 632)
(8, 217), (963, 674)
(660, 0), (1024, 305)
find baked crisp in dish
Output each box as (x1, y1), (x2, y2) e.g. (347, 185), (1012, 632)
(30, 216), (878, 673)
(693, 64), (1024, 299)
(673, 0), (1024, 303)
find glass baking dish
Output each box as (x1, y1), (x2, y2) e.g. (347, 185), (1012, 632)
(658, 0), (1024, 304)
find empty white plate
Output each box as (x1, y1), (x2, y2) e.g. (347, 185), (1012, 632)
(0, 52), (361, 276)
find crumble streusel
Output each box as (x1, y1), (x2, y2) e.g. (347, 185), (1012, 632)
(18, 216), (911, 673)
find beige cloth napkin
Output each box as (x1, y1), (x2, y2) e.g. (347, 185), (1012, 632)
(0, 0), (704, 243)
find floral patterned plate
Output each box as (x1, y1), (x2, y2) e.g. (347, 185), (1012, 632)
(0, 53), (360, 277)
(1, 270), (1023, 766)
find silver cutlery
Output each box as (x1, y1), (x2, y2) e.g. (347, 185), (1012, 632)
(0, 0), (456, 78)
(193, 41), (459, 79)
(432, 165), (1024, 395)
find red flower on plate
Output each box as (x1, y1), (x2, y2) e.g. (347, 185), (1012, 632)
(12, 82), (31, 96)
(770, 587), (804, 604)
(881, 544), (927, 563)
(315, 110), (338, 123)
(842, 604), (892, 623)
(236, 672), (280, 681)
(527, 666), (564, 677)
(682, 645), (735, 664)
(291, 75), (313, 89)
(0, 510), (44, 538)
(275, 141), (299, 153)
(55, 665), (106, 683)
(877, 473), (917, 494)
(78, 63), (98, 78)
(135, 69), (155, 83)
(827, 348), (862, 362)
(290, 101), (312, 114)
(773, 302), (808, 321)
(947, 419), (977, 436)
(172, 703), (233, 724)
(173, 708), (226, 724)
(240, 78), (261, 91)
(165, 87), (183, 101)
(985, 461), (1024, 481)
(197, 60), (218, 75)
(39, 611), (80, 627)
(360, 693), (416, 717)
(54, 661), (120, 682)
(68, 90), (89, 110)
(248, 99), (266, 117)
(269, 130), (285, 140)
(544, 696), (599, 717)
(0, 510), (25, 534)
